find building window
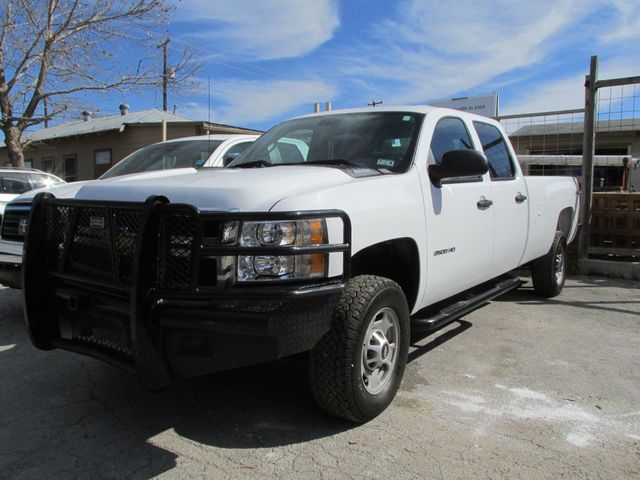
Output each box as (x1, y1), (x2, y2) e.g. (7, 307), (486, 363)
(42, 157), (55, 173)
(94, 149), (112, 177)
(25, 160), (33, 169)
(63, 155), (77, 182)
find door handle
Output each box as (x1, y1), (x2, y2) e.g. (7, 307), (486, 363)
(477, 198), (493, 210)
(515, 193), (527, 203)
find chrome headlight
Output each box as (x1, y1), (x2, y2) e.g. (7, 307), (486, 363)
(234, 219), (327, 281)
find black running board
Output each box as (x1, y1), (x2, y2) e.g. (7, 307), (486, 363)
(411, 276), (522, 332)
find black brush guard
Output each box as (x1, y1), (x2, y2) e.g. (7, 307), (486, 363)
(23, 193), (351, 389)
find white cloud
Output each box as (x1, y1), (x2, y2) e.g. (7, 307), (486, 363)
(193, 79), (337, 125)
(339, 0), (640, 107)
(174, 0), (339, 60)
(500, 74), (585, 115)
(170, 0), (640, 126)
(599, 0), (640, 43)
(341, 0), (590, 104)
(500, 58), (640, 115)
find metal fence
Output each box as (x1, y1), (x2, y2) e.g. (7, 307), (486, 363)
(495, 59), (640, 261)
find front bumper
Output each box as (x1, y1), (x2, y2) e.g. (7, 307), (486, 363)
(23, 194), (351, 389)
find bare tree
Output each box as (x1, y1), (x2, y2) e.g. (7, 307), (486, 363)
(0, 0), (198, 167)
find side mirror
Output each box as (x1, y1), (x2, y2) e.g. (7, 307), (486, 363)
(428, 149), (489, 188)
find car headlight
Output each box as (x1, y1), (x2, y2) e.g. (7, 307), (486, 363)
(233, 219), (327, 281)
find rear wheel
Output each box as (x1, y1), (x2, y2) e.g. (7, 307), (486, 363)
(531, 231), (566, 297)
(309, 275), (410, 423)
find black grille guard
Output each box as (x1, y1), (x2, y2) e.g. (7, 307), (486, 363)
(22, 193), (352, 388)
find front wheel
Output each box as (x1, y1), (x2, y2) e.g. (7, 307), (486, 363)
(309, 275), (410, 423)
(531, 231), (566, 297)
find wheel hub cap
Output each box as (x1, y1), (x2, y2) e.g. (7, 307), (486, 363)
(362, 307), (400, 395)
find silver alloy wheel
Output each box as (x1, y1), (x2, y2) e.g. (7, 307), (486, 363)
(361, 307), (400, 395)
(555, 250), (565, 284)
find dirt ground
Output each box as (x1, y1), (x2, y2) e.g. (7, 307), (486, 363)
(1, 275), (638, 479)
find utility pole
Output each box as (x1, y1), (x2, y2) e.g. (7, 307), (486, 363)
(157, 38), (170, 111)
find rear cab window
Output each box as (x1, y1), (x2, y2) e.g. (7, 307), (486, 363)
(473, 122), (516, 180)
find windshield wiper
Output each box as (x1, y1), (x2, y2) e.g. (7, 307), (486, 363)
(231, 159), (273, 169)
(306, 159), (384, 173)
(306, 159), (363, 168)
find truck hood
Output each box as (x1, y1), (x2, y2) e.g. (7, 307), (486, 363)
(15, 167), (357, 211)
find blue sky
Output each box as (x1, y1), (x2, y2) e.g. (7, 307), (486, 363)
(57, 0), (640, 131)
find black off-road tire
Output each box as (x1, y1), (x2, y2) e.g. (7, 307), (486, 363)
(531, 231), (567, 297)
(309, 275), (410, 423)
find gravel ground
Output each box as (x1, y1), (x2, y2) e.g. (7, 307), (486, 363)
(0, 275), (638, 479)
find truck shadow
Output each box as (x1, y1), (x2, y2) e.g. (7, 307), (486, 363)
(0, 343), (354, 477)
(408, 320), (473, 364)
(0, 286), (356, 477)
(494, 282), (640, 317)
(0, 285), (477, 478)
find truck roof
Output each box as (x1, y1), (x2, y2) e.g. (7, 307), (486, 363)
(161, 134), (260, 144)
(293, 105), (501, 126)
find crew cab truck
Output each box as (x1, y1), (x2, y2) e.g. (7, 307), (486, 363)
(21, 106), (579, 422)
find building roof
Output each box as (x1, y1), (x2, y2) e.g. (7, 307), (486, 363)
(1, 108), (260, 147)
(510, 118), (640, 137)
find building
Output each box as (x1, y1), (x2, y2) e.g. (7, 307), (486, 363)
(0, 105), (261, 181)
(508, 118), (640, 191)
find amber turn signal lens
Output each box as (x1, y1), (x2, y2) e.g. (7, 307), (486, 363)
(308, 220), (326, 245)
(309, 253), (325, 275)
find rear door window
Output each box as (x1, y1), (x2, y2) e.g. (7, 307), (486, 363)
(473, 122), (516, 180)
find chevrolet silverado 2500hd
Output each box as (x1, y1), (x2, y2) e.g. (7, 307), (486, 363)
(21, 106), (579, 422)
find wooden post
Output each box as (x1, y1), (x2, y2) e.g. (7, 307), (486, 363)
(579, 55), (599, 259)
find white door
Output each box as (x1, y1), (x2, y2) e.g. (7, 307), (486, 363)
(472, 121), (528, 276)
(422, 116), (495, 306)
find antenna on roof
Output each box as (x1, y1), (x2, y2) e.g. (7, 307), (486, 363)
(208, 76), (211, 155)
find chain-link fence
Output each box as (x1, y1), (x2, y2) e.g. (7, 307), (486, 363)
(595, 82), (640, 192)
(497, 102), (638, 192)
(495, 68), (640, 262)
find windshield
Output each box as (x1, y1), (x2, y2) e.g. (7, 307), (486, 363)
(229, 111), (424, 173)
(101, 140), (223, 179)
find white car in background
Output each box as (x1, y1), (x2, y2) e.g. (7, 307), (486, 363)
(100, 134), (260, 178)
(0, 134), (260, 288)
(0, 168), (65, 288)
(0, 168), (64, 221)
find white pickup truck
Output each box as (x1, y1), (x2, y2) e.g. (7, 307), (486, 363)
(20, 106), (579, 422)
